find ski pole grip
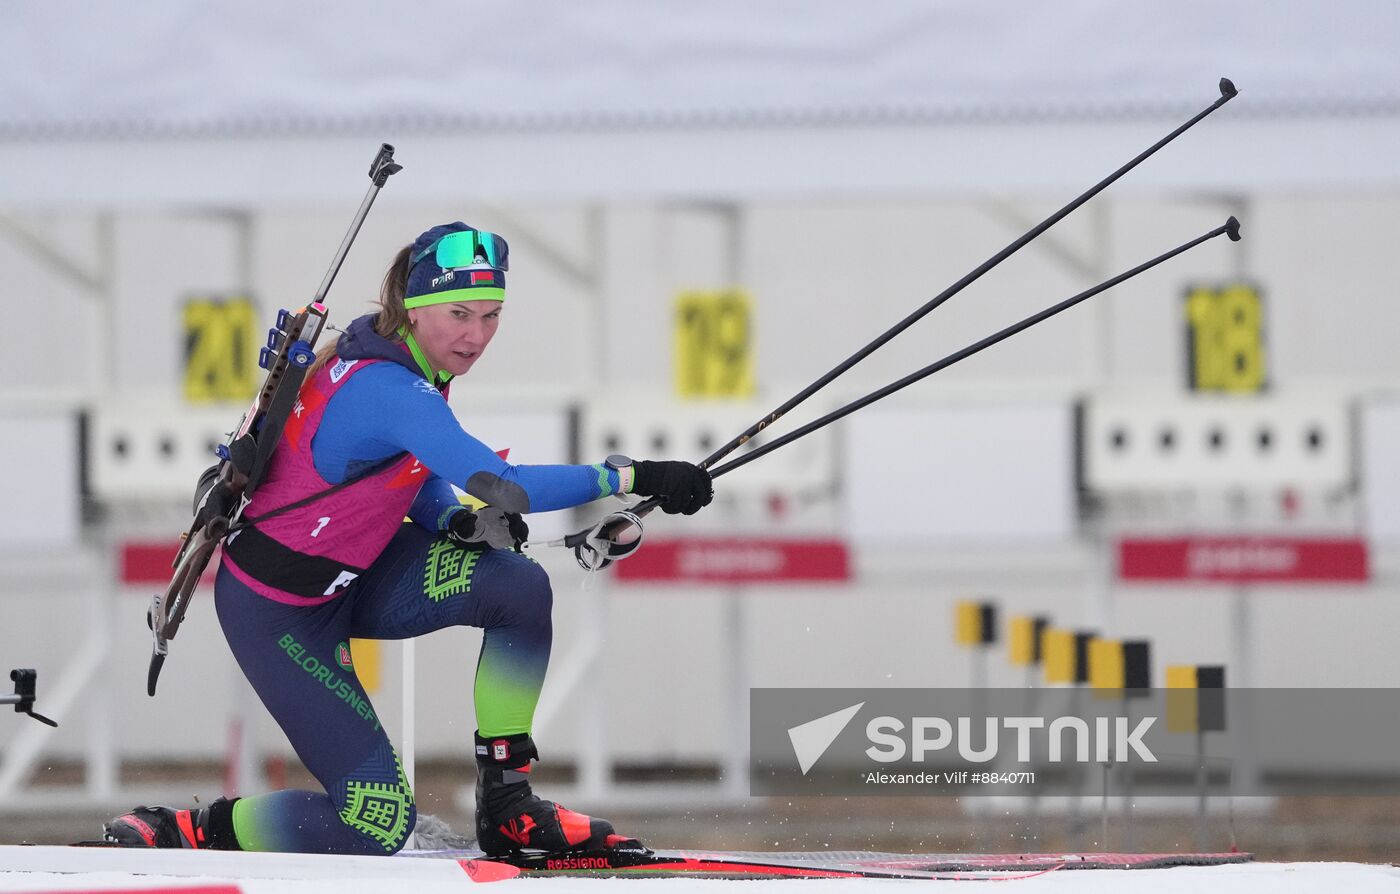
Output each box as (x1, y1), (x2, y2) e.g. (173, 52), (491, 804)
(370, 143), (403, 187)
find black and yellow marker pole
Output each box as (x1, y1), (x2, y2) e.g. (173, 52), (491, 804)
(1168, 664), (1228, 851)
(955, 598), (998, 690)
(1043, 627), (1096, 846)
(1007, 614), (1051, 845)
(1088, 638), (1153, 697)
(956, 599), (998, 813)
(1167, 665), (1227, 732)
(1047, 626), (1097, 845)
(1087, 636), (1121, 847)
(1087, 638), (1153, 851)
(1008, 614), (1052, 735)
(1043, 627), (1100, 697)
(1008, 614), (1049, 685)
(955, 599), (998, 647)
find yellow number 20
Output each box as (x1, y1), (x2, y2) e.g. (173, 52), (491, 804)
(183, 297), (259, 403)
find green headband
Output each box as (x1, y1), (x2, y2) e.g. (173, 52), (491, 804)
(403, 285), (505, 309)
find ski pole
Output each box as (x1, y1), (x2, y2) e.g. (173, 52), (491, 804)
(570, 78), (1238, 543)
(562, 218), (1241, 561)
(708, 217), (1241, 479)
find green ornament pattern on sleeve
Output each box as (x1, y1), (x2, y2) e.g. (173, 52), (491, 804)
(592, 463), (612, 498)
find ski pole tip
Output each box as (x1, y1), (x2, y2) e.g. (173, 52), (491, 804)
(1224, 216), (1242, 242)
(1218, 78), (1238, 99)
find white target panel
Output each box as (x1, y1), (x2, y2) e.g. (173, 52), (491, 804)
(90, 400), (240, 501)
(1083, 395), (1352, 492)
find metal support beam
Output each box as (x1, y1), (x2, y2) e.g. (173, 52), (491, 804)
(0, 214), (105, 294)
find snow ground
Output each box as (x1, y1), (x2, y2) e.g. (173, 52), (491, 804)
(1, 847), (1397, 893)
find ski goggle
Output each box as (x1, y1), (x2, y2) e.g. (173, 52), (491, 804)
(411, 229), (509, 272)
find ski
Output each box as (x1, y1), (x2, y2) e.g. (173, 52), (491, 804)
(410, 846), (1254, 880)
(418, 846), (962, 880)
(500, 847), (964, 879)
(51, 842), (1252, 883)
(145, 144), (401, 696)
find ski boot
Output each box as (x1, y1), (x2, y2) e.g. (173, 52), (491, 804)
(103, 798), (239, 849)
(474, 732), (640, 856)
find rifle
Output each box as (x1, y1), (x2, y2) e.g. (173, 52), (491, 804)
(146, 144), (402, 696)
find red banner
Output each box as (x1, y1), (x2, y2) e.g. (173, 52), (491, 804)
(1117, 537), (1368, 583)
(615, 538), (851, 584)
(121, 541), (218, 587)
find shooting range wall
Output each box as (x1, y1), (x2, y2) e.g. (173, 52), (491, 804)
(2, 1), (1399, 789)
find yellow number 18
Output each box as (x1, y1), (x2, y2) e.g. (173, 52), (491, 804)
(1184, 284), (1265, 393)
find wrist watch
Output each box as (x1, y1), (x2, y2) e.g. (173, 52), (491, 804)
(604, 454), (635, 494)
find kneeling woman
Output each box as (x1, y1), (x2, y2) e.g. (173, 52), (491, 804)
(106, 223), (712, 855)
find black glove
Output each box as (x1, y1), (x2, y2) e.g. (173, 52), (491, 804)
(631, 460), (714, 516)
(446, 506), (529, 552)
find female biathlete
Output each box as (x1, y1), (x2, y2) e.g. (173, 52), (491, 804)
(104, 222), (712, 856)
